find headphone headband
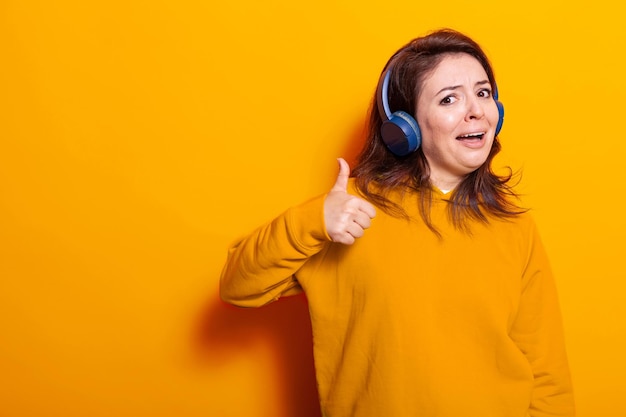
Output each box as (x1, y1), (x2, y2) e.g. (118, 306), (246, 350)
(377, 69), (393, 121)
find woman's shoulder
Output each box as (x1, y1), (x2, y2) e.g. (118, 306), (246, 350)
(489, 209), (541, 242)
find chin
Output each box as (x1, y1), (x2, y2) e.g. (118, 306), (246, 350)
(461, 155), (489, 170)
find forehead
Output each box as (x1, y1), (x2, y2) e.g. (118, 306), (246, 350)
(421, 53), (489, 91)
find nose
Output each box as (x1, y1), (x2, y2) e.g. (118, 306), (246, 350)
(465, 95), (485, 121)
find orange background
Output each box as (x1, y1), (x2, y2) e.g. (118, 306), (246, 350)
(1, 1), (624, 416)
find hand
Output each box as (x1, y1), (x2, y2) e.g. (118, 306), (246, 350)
(324, 158), (376, 245)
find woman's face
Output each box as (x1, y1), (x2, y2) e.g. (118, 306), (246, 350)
(416, 53), (500, 190)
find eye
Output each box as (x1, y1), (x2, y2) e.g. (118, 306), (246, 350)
(477, 88), (492, 98)
(439, 95), (457, 105)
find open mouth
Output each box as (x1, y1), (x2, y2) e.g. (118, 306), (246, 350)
(456, 132), (485, 141)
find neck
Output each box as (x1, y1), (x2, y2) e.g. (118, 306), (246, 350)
(430, 176), (462, 193)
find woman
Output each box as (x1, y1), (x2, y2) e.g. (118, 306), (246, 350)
(220, 28), (575, 417)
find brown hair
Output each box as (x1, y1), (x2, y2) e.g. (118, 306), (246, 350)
(352, 28), (525, 235)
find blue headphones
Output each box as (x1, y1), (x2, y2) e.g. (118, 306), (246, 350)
(377, 67), (505, 156)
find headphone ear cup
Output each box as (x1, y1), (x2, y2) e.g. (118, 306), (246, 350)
(381, 110), (422, 156)
(495, 99), (504, 136)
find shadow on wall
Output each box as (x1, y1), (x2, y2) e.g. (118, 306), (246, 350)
(193, 291), (321, 417)
(344, 119), (368, 168)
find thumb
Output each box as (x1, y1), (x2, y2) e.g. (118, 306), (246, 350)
(331, 158), (350, 192)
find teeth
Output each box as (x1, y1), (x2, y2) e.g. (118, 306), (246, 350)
(459, 132), (484, 138)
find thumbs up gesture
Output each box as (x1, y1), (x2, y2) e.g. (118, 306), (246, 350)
(324, 158), (377, 245)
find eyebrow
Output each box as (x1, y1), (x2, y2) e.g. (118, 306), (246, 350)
(435, 80), (491, 96)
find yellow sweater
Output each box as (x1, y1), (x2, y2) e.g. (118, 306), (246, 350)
(220, 182), (575, 417)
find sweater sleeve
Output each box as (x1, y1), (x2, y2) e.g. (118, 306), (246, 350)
(511, 218), (575, 417)
(219, 194), (331, 308)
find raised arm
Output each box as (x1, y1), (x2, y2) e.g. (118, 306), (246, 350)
(219, 158), (376, 307)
